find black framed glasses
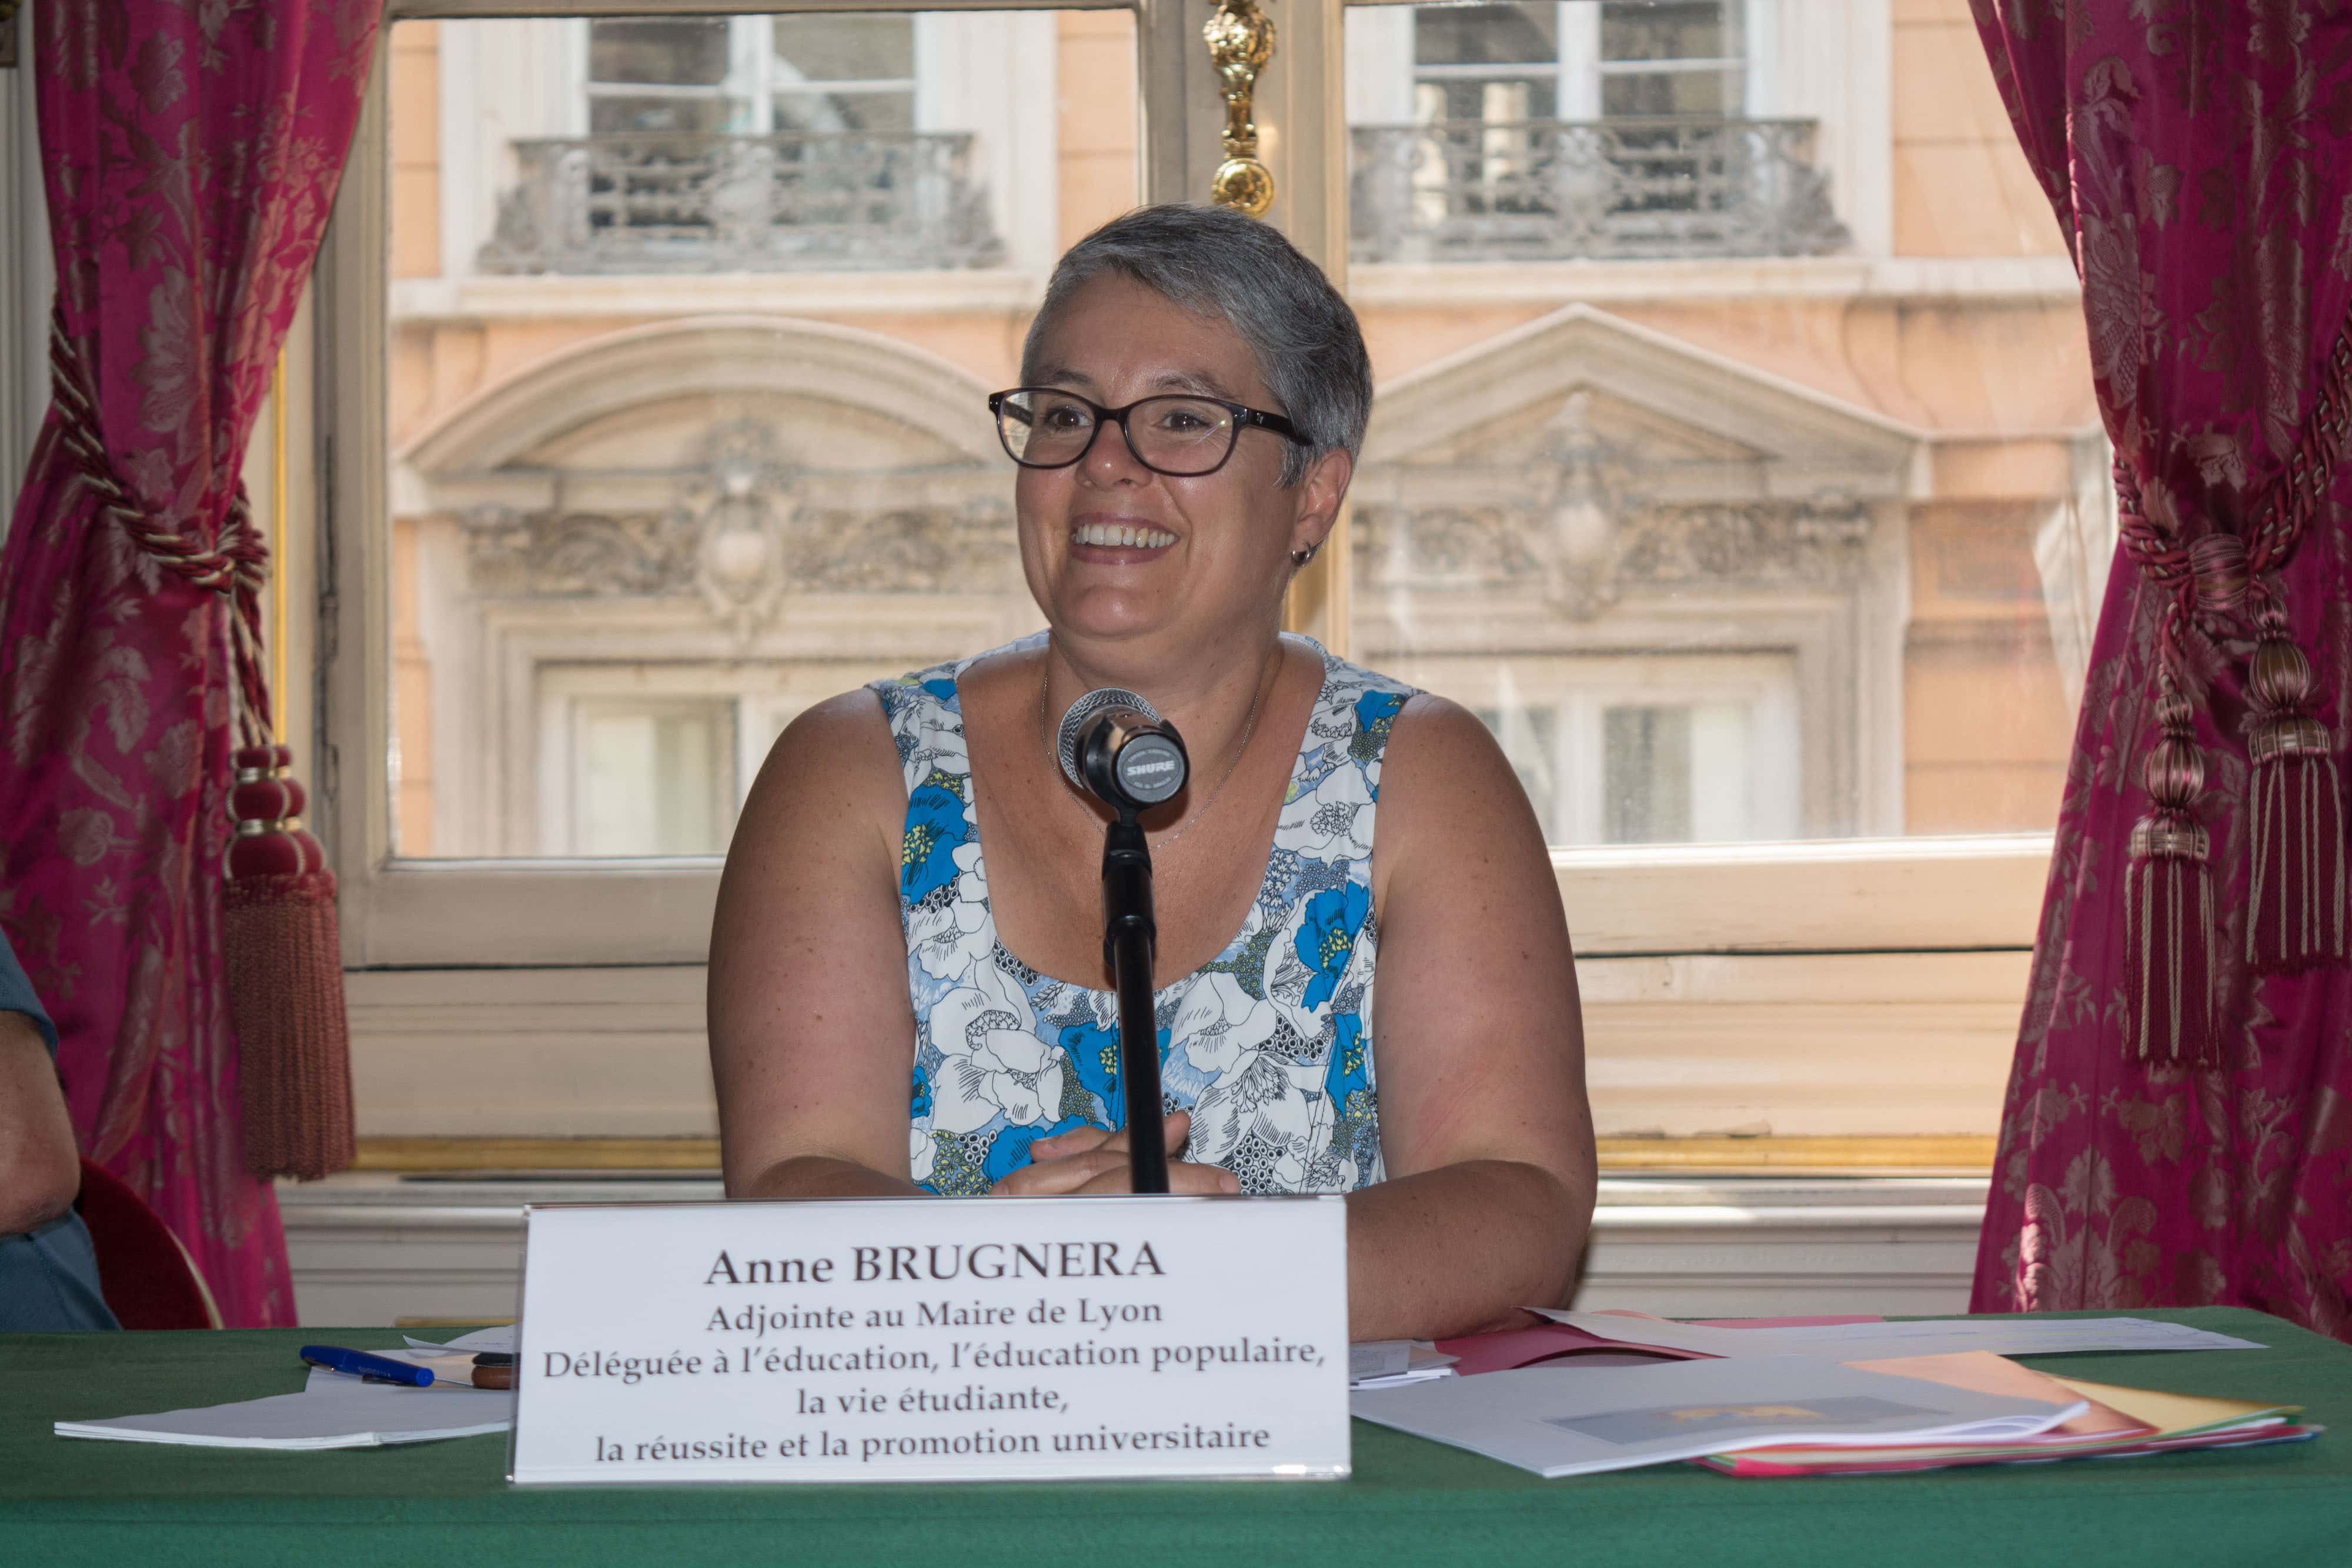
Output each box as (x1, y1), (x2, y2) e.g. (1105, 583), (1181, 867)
(988, 387), (1309, 477)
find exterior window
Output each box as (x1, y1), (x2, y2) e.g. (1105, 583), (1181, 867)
(587, 18), (735, 132)
(585, 16), (917, 135)
(1399, 0), (1745, 123)
(1411, 5), (1562, 126)
(1598, 0), (1742, 116)
(1452, 657), (1795, 846)
(1348, 0), (1843, 263)
(576, 700), (736, 856)
(475, 11), (1031, 279)
(770, 15), (917, 132)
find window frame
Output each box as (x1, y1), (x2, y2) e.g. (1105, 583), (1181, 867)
(319, 0), (2047, 975)
(1396, 0), (1751, 125)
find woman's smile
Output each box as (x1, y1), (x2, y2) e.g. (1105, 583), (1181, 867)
(1068, 516), (1179, 564)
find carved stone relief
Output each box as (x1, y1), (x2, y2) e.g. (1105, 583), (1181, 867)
(456, 419), (1020, 633)
(1354, 390), (1875, 620)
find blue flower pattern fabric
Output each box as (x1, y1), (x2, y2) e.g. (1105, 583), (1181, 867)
(874, 636), (1415, 1198)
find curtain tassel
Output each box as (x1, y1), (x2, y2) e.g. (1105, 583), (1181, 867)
(2245, 610), (2348, 974)
(2124, 681), (2217, 1065)
(225, 744), (356, 1181)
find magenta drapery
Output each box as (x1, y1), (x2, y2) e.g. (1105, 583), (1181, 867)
(1969, 2), (2352, 1336)
(0, 5), (378, 1325)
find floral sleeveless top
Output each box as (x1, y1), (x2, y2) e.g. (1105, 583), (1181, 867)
(874, 634), (1415, 1198)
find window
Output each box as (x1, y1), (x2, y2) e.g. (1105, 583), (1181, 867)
(587, 18), (735, 132)
(585, 15), (917, 135)
(574, 698), (735, 856)
(342, 0), (2069, 909)
(769, 15), (917, 132)
(1458, 653), (1796, 844)
(323, 1), (2067, 1154)
(1597, 0), (1742, 116)
(1395, 0), (1745, 124)
(1347, 1), (1847, 262)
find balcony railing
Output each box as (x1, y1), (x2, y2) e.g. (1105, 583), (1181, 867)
(477, 132), (1005, 275)
(1350, 116), (1849, 265)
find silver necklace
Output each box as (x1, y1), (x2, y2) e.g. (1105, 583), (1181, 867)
(1038, 645), (1276, 847)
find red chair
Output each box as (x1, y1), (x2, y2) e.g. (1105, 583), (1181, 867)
(75, 1158), (222, 1330)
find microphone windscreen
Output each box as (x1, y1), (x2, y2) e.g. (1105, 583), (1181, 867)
(1055, 687), (1161, 789)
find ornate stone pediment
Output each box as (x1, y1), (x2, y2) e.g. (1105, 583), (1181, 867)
(1354, 306), (1920, 618)
(406, 317), (1024, 634)
(458, 417), (1021, 632)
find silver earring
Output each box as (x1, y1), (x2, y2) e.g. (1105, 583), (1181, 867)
(1290, 542), (1321, 567)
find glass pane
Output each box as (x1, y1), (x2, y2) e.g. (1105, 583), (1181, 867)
(1601, 67), (1732, 117)
(1414, 4), (1559, 66)
(592, 18), (731, 85)
(774, 13), (915, 82)
(1602, 706), (1691, 843)
(1345, 0), (2102, 845)
(579, 702), (732, 855)
(1410, 4), (1559, 124)
(1599, 1), (1730, 63)
(384, 11), (1138, 857)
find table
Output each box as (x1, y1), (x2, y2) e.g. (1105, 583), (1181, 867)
(6, 1307), (2347, 1566)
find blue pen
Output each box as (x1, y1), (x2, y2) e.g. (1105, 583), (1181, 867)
(300, 1345), (435, 1388)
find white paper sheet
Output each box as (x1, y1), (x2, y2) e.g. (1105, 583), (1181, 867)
(1349, 1340), (1459, 1389)
(1535, 1311), (2267, 1361)
(1349, 1354), (2087, 1478)
(55, 1380), (515, 1450)
(402, 1325), (516, 1356)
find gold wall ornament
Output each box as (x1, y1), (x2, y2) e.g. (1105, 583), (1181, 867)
(1204, 0), (1276, 217)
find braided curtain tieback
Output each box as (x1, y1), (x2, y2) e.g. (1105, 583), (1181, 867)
(45, 313), (275, 751)
(44, 313), (354, 1180)
(2113, 314), (2352, 1067)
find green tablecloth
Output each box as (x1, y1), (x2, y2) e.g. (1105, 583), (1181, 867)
(5, 1307), (2347, 1567)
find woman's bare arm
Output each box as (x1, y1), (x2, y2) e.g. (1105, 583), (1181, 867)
(1346, 696), (1596, 1340)
(709, 691), (928, 1201)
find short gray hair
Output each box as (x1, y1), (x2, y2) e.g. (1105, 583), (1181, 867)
(1020, 205), (1372, 487)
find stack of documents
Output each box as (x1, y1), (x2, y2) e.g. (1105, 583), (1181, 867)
(55, 1328), (517, 1450)
(1350, 1353), (2094, 1478)
(1356, 1312), (2317, 1480)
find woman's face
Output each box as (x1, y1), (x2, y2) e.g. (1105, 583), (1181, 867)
(1014, 272), (1347, 658)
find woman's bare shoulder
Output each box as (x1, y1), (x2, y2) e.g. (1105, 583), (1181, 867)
(733, 686), (905, 858)
(1384, 690), (1528, 804)
(1374, 689), (1552, 890)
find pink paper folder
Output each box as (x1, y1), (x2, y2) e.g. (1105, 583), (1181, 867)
(1436, 1315), (1883, 1378)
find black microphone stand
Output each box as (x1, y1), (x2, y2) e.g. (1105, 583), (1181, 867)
(1101, 808), (1169, 1194)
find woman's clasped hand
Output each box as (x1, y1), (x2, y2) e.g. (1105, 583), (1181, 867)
(988, 1111), (1240, 1198)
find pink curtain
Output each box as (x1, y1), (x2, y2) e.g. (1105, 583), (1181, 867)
(0, 4), (379, 1325)
(1970, 2), (2352, 1336)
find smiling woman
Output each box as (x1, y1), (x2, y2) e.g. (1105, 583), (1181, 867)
(707, 204), (1596, 1343)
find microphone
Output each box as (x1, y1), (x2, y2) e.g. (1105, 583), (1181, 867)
(1056, 688), (1182, 1195)
(1055, 688), (1190, 815)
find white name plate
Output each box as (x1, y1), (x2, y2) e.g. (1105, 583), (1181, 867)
(507, 1195), (1351, 1486)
